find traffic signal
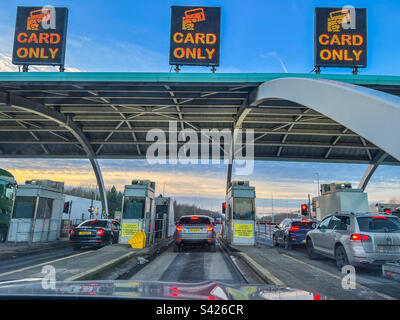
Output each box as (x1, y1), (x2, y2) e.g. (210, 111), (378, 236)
(63, 201), (70, 213)
(384, 208), (392, 214)
(222, 202), (226, 214)
(301, 204), (308, 216)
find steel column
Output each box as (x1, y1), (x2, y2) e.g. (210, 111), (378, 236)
(0, 92), (109, 216)
(358, 151), (388, 191)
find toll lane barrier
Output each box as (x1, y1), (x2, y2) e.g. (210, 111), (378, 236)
(128, 230), (146, 249)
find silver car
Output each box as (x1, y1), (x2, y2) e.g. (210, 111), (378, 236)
(306, 213), (400, 269)
(174, 215), (216, 252)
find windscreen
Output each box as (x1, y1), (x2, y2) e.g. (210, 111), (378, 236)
(233, 198), (254, 220)
(292, 221), (314, 229)
(123, 197), (145, 219)
(13, 196), (36, 218)
(179, 217), (211, 225)
(357, 217), (400, 233)
(79, 220), (108, 228)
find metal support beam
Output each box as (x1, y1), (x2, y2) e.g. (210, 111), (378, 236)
(358, 151), (388, 191)
(0, 91), (109, 216)
(226, 99), (253, 194)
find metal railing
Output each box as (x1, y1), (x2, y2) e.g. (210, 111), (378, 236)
(256, 222), (278, 241)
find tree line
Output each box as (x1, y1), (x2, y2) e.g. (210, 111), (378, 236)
(64, 186), (221, 219)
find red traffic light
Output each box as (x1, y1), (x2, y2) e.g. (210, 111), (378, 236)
(301, 204), (308, 216)
(222, 202), (226, 213)
(384, 209), (392, 214)
(63, 201), (71, 213)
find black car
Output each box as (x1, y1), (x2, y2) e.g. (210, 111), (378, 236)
(273, 219), (316, 249)
(69, 219), (121, 250)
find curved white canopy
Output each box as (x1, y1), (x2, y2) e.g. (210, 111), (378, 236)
(250, 77), (400, 162)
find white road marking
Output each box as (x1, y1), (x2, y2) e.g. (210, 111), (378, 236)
(0, 251), (93, 279)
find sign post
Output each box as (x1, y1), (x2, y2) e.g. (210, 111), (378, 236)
(169, 6), (221, 72)
(12, 6), (69, 71)
(314, 7), (367, 74)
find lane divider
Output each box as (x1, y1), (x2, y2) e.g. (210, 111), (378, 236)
(0, 251), (93, 279)
(281, 253), (396, 300)
(65, 250), (138, 281)
(237, 252), (285, 287)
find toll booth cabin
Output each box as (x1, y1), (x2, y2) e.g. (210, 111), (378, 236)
(225, 181), (256, 245)
(8, 180), (64, 243)
(155, 195), (175, 240)
(312, 182), (369, 220)
(120, 180), (155, 244)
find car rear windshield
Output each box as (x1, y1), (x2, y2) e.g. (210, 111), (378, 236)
(357, 217), (400, 233)
(79, 220), (108, 228)
(179, 217), (211, 225)
(292, 221), (314, 229)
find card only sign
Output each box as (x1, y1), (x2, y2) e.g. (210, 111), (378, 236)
(169, 6), (221, 66)
(12, 6), (68, 66)
(315, 7), (367, 68)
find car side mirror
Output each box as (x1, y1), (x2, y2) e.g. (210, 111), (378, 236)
(274, 225), (279, 229)
(213, 222), (215, 226)
(312, 223), (317, 229)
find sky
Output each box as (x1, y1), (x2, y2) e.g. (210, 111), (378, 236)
(0, 0), (400, 214)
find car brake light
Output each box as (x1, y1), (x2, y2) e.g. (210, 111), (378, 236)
(289, 226), (300, 231)
(96, 228), (105, 236)
(176, 226), (182, 231)
(70, 229), (75, 235)
(207, 225), (214, 231)
(350, 233), (370, 241)
(190, 216), (199, 220)
(373, 216), (386, 219)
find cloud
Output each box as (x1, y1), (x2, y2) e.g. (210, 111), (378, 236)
(2, 158), (400, 211)
(0, 52), (81, 72)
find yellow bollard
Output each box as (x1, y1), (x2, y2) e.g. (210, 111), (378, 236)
(128, 230), (146, 249)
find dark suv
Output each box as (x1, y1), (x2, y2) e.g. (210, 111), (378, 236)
(273, 218), (316, 249)
(174, 215), (216, 252)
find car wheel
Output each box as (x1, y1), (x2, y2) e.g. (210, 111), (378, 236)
(209, 243), (216, 252)
(273, 235), (278, 247)
(73, 245), (81, 251)
(335, 245), (350, 270)
(108, 236), (114, 246)
(284, 236), (292, 250)
(306, 238), (319, 260)
(0, 227), (7, 243)
(173, 244), (180, 252)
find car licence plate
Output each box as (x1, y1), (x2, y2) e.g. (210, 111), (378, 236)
(378, 245), (400, 252)
(189, 229), (201, 233)
(79, 231), (91, 235)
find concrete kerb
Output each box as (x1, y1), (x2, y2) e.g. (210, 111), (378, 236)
(217, 234), (285, 287)
(65, 240), (170, 281)
(0, 240), (71, 260)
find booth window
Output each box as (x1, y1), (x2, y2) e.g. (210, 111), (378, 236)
(233, 198), (254, 220)
(13, 196), (36, 218)
(36, 198), (53, 219)
(5, 184), (14, 200)
(123, 197), (145, 219)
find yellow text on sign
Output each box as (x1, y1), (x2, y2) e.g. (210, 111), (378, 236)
(234, 223), (253, 238)
(121, 223), (139, 237)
